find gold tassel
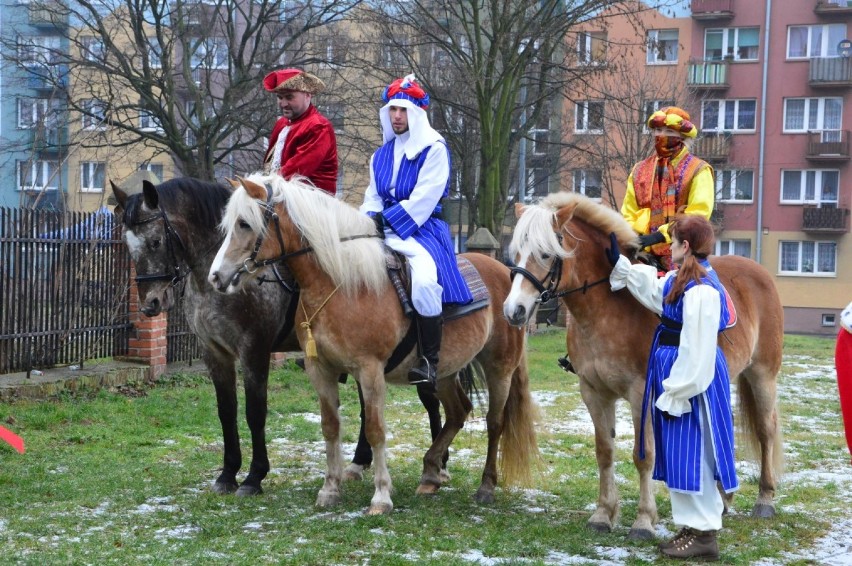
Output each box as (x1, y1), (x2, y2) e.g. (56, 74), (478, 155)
(301, 322), (318, 359)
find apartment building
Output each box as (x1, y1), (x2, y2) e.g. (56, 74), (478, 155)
(565, 1), (851, 335)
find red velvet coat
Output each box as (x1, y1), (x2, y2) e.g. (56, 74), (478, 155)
(837, 328), (852, 464)
(264, 105), (338, 194)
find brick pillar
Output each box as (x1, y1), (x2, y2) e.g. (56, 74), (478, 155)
(125, 265), (168, 380)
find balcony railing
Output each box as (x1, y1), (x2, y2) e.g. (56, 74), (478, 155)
(802, 206), (850, 232)
(687, 59), (729, 89)
(28, 2), (69, 28)
(815, 0), (852, 15)
(806, 130), (850, 160)
(691, 0), (734, 20)
(691, 133), (731, 162)
(27, 128), (68, 154)
(25, 65), (68, 92)
(809, 57), (852, 86)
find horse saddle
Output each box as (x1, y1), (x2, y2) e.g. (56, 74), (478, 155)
(384, 250), (490, 322)
(382, 251), (490, 374)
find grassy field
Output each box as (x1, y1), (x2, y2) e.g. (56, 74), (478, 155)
(0, 330), (848, 565)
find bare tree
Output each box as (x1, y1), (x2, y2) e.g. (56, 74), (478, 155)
(347, 0), (660, 236)
(3, 0), (361, 182)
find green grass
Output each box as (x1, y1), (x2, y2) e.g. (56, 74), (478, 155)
(0, 330), (847, 565)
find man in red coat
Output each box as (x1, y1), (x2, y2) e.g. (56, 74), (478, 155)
(262, 68), (338, 195)
(837, 301), (852, 464)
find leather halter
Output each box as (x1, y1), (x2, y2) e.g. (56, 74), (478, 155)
(132, 207), (190, 288)
(509, 232), (610, 303)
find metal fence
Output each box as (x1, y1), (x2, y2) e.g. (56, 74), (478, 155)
(0, 207), (132, 374)
(166, 290), (203, 365)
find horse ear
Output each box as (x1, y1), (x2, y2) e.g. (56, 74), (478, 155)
(224, 178), (240, 192)
(514, 203), (527, 219)
(237, 176), (267, 200)
(111, 180), (128, 212)
(142, 179), (159, 209)
(554, 201), (580, 232)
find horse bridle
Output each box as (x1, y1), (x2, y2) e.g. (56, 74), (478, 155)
(231, 183), (377, 285)
(132, 207), (190, 288)
(509, 232), (609, 303)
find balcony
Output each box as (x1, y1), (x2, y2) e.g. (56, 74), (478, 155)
(802, 206), (850, 232)
(815, 0), (852, 15)
(806, 130), (850, 161)
(28, 2), (69, 28)
(691, 0), (734, 20)
(692, 133), (731, 162)
(809, 57), (852, 86)
(25, 65), (68, 93)
(27, 128), (68, 155)
(687, 59), (729, 90)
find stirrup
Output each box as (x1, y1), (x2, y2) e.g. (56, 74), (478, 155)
(408, 358), (436, 387)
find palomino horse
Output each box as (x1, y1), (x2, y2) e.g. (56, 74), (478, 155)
(112, 178), (446, 495)
(503, 192), (783, 539)
(208, 173), (538, 514)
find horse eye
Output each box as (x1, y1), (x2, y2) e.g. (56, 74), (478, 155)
(540, 253), (551, 261)
(238, 220), (251, 230)
(150, 239), (161, 249)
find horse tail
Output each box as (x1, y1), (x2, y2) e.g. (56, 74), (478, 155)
(499, 349), (542, 486)
(459, 360), (487, 411)
(736, 372), (785, 476)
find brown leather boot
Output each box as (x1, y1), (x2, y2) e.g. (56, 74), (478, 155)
(660, 528), (719, 561)
(658, 527), (691, 551)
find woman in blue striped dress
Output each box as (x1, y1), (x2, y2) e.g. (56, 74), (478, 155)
(608, 214), (737, 562)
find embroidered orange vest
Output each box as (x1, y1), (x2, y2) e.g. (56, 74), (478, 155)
(632, 152), (710, 268)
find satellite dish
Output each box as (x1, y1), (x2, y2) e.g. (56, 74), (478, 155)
(838, 39), (852, 57)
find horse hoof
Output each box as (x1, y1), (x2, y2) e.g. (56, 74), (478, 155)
(628, 527), (655, 541)
(366, 503), (393, 515)
(316, 492), (341, 508)
(752, 504), (776, 519)
(342, 464), (365, 482)
(211, 481), (238, 495)
(587, 521), (612, 533)
(473, 489), (495, 505)
(236, 484), (263, 497)
(416, 483), (439, 496)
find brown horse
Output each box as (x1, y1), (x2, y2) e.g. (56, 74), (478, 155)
(503, 192), (783, 539)
(207, 173), (538, 514)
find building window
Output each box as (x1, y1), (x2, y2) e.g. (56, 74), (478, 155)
(81, 36), (105, 62)
(577, 31), (606, 65)
(779, 240), (836, 276)
(317, 102), (344, 132)
(139, 162), (164, 181)
(573, 170), (602, 200)
(646, 29), (679, 64)
(80, 162), (106, 193)
(17, 98), (47, 129)
(783, 97), (842, 133)
(381, 40), (409, 69)
(787, 24), (846, 58)
(822, 314), (837, 327)
(575, 100), (604, 134)
(704, 27), (759, 61)
(139, 110), (164, 133)
(525, 166), (549, 202)
(530, 116), (550, 156)
(17, 160), (59, 191)
(716, 239), (751, 258)
(81, 99), (107, 130)
(17, 35), (61, 66)
(701, 99), (756, 132)
(717, 169), (754, 202)
(191, 37), (228, 69)
(781, 170), (839, 206)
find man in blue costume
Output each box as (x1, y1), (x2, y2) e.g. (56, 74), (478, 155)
(360, 74), (472, 390)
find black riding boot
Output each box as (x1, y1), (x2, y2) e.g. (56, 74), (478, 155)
(408, 315), (442, 390)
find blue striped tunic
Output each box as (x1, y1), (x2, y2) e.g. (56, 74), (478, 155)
(639, 263), (739, 494)
(372, 140), (473, 305)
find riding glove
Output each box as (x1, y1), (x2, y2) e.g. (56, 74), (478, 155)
(637, 231), (666, 249)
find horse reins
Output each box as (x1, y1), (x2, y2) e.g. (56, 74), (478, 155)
(132, 208), (190, 288)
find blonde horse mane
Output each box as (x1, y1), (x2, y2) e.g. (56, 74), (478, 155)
(221, 172), (387, 295)
(510, 192), (637, 265)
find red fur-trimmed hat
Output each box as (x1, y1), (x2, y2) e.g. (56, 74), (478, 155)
(263, 68), (325, 94)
